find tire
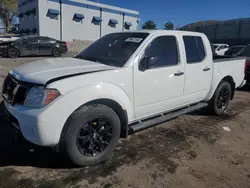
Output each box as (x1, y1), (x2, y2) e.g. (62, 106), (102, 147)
(52, 48), (61, 57)
(8, 48), (20, 58)
(60, 104), (121, 166)
(208, 81), (232, 115)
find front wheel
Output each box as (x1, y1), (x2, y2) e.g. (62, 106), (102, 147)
(60, 104), (121, 166)
(208, 81), (232, 115)
(8, 48), (20, 58)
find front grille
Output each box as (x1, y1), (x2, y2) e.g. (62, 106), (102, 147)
(2, 74), (28, 105)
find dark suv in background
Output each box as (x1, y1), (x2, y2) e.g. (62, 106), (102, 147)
(0, 36), (68, 58)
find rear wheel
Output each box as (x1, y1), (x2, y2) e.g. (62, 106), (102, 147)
(8, 48), (20, 58)
(208, 81), (232, 115)
(52, 48), (61, 57)
(60, 104), (121, 166)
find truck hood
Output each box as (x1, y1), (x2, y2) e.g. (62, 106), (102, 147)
(10, 58), (116, 85)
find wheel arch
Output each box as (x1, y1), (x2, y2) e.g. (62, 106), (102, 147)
(205, 75), (235, 101)
(61, 98), (129, 140)
(221, 76), (235, 99)
(8, 47), (20, 57)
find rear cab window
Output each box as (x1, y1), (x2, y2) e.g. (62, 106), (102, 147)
(183, 36), (206, 63)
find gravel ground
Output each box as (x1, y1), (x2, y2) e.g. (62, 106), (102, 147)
(0, 57), (250, 188)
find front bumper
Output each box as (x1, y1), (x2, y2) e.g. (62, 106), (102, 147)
(4, 100), (63, 147)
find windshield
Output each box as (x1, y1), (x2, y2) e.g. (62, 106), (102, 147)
(75, 32), (149, 67)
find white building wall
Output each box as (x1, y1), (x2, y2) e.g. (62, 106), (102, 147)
(18, 0), (38, 32)
(38, 0), (61, 40)
(62, 4), (101, 41)
(19, 0), (139, 41)
(101, 12), (123, 37)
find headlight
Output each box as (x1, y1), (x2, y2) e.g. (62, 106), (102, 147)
(0, 46), (8, 48)
(24, 87), (61, 108)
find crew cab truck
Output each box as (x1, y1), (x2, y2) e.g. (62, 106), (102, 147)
(2, 31), (247, 166)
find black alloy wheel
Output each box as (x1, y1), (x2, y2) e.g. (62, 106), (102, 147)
(209, 81), (232, 115)
(216, 88), (231, 110)
(77, 118), (113, 157)
(61, 104), (121, 166)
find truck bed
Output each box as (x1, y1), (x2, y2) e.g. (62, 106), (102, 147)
(213, 55), (246, 63)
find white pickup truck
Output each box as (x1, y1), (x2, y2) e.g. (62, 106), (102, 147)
(2, 30), (247, 166)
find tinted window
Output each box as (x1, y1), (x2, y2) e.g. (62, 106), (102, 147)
(75, 32), (149, 67)
(183, 36), (205, 63)
(40, 37), (56, 43)
(27, 38), (39, 44)
(144, 36), (178, 68)
(196, 37), (205, 59)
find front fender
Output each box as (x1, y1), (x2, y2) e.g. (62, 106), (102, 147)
(59, 82), (135, 121)
(38, 82), (134, 144)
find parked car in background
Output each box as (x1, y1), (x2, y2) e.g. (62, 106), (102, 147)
(233, 45), (250, 85)
(0, 36), (68, 58)
(225, 45), (246, 56)
(213, 43), (229, 55)
(3, 31), (246, 166)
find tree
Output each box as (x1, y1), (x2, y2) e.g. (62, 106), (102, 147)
(0, 0), (18, 32)
(142, 20), (157, 30)
(164, 21), (174, 30)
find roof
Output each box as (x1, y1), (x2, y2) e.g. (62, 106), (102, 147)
(113, 30), (205, 36)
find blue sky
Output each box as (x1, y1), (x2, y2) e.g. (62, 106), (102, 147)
(101, 0), (250, 28)
(1, 0), (249, 30)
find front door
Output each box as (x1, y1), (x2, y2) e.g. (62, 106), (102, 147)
(134, 35), (185, 119)
(21, 38), (39, 56)
(182, 35), (212, 104)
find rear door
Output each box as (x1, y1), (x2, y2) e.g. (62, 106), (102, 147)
(21, 38), (39, 56)
(39, 37), (55, 55)
(182, 35), (213, 104)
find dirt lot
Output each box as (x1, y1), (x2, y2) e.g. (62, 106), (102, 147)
(0, 57), (250, 188)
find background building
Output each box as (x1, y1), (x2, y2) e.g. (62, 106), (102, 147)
(18, 0), (139, 41)
(180, 18), (250, 45)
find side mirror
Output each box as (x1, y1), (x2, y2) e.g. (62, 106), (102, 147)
(22, 40), (27, 44)
(140, 56), (160, 71)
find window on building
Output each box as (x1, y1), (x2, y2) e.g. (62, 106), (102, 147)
(47, 9), (60, 20)
(32, 8), (37, 19)
(109, 19), (118, 28)
(92, 16), (102, 25)
(183, 36), (206, 63)
(125, 22), (132, 30)
(143, 36), (179, 69)
(73, 13), (84, 23)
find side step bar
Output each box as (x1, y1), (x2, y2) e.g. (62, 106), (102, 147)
(129, 102), (208, 133)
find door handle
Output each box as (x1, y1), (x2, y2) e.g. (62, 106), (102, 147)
(203, 67), (211, 71)
(174, 72), (184, 76)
